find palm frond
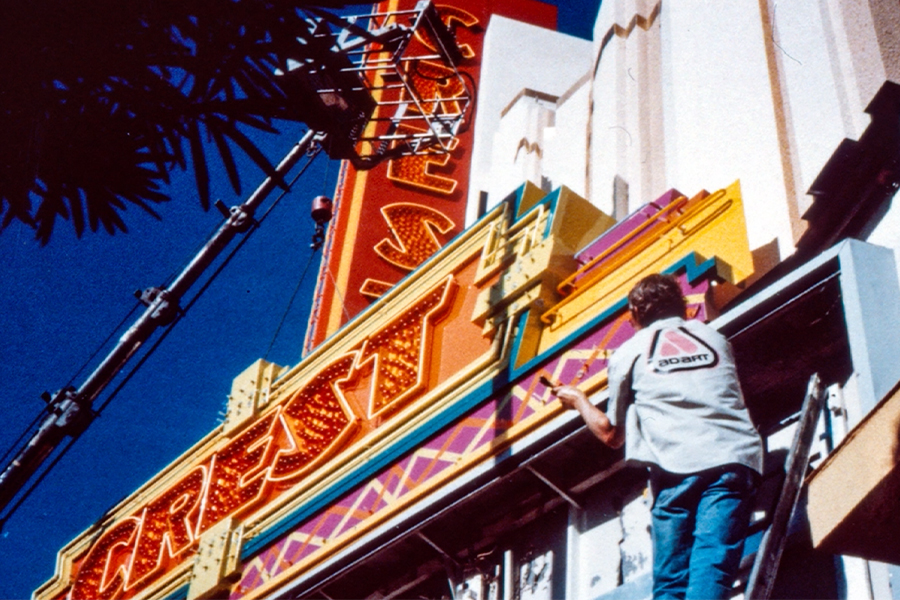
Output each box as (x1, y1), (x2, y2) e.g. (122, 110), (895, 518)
(0, 0), (371, 242)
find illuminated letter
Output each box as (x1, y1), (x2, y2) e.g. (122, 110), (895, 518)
(407, 61), (467, 117)
(356, 276), (457, 418)
(70, 517), (140, 600)
(269, 354), (359, 483)
(387, 124), (460, 195)
(374, 203), (456, 271)
(414, 61), (466, 116)
(414, 5), (480, 60)
(126, 467), (207, 589)
(199, 412), (278, 533)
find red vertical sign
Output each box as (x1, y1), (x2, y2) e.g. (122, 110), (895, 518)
(305, 0), (557, 350)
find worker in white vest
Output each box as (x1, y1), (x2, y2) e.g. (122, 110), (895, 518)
(553, 273), (763, 600)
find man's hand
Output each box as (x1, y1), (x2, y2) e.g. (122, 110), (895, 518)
(549, 384), (623, 449)
(553, 385), (589, 411)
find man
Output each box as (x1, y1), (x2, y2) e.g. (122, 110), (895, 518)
(553, 273), (763, 600)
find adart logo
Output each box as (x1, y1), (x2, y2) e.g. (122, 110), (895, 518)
(648, 327), (718, 373)
(69, 277), (458, 600)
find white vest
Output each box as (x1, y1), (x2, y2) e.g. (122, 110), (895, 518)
(607, 316), (763, 474)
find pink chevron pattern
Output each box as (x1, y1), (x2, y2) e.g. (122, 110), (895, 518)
(231, 278), (709, 597)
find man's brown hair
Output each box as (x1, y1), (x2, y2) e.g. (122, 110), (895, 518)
(627, 273), (687, 328)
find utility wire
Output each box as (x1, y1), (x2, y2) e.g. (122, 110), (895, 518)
(0, 138), (324, 526)
(0, 436), (77, 530)
(0, 309), (186, 526)
(66, 304), (143, 389)
(325, 262), (353, 326)
(265, 149), (333, 360)
(95, 313), (185, 416)
(0, 301), (143, 467)
(0, 412), (45, 467)
(265, 249), (318, 361)
(179, 143), (323, 319)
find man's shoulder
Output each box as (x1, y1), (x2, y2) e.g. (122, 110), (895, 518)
(611, 317), (725, 363)
(610, 325), (653, 365)
(677, 317), (728, 345)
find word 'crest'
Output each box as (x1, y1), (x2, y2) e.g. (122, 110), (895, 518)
(70, 277), (457, 599)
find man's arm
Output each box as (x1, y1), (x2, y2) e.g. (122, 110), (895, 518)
(552, 385), (624, 449)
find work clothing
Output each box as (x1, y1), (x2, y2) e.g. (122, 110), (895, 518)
(606, 315), (763, 600)
(607, 316), (763, 475)
(650, 464), (758, 599)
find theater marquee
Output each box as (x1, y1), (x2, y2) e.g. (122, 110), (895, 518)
(38, 179), (755, 600)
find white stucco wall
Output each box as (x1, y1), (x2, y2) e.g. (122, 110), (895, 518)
(772, 0), (867, 218)
(469, 0), (900, 266)
(543, 75), (591, 199)
(658, 2), (796, 257)
(488, 92), (557, 202)
(466, 16), (592, 225)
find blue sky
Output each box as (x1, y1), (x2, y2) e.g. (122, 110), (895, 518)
(0, 1), (600, 597)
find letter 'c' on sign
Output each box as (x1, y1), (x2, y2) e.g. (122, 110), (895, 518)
(70, 517), (141, 600)
(414, 5), (479, 59)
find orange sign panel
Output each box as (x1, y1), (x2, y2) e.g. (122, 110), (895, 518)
(66, 260), (496, 598)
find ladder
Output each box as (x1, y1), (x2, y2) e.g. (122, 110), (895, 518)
(745, 373), (827, 599)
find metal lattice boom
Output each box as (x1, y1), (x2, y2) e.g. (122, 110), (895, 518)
(280, 0), (471, 168)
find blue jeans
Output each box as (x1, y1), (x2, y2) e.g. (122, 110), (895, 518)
(650, 464), (757, 600)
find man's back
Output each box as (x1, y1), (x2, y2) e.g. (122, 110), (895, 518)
(608, 316), (763, 475)
(554, 273), (764, 599)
